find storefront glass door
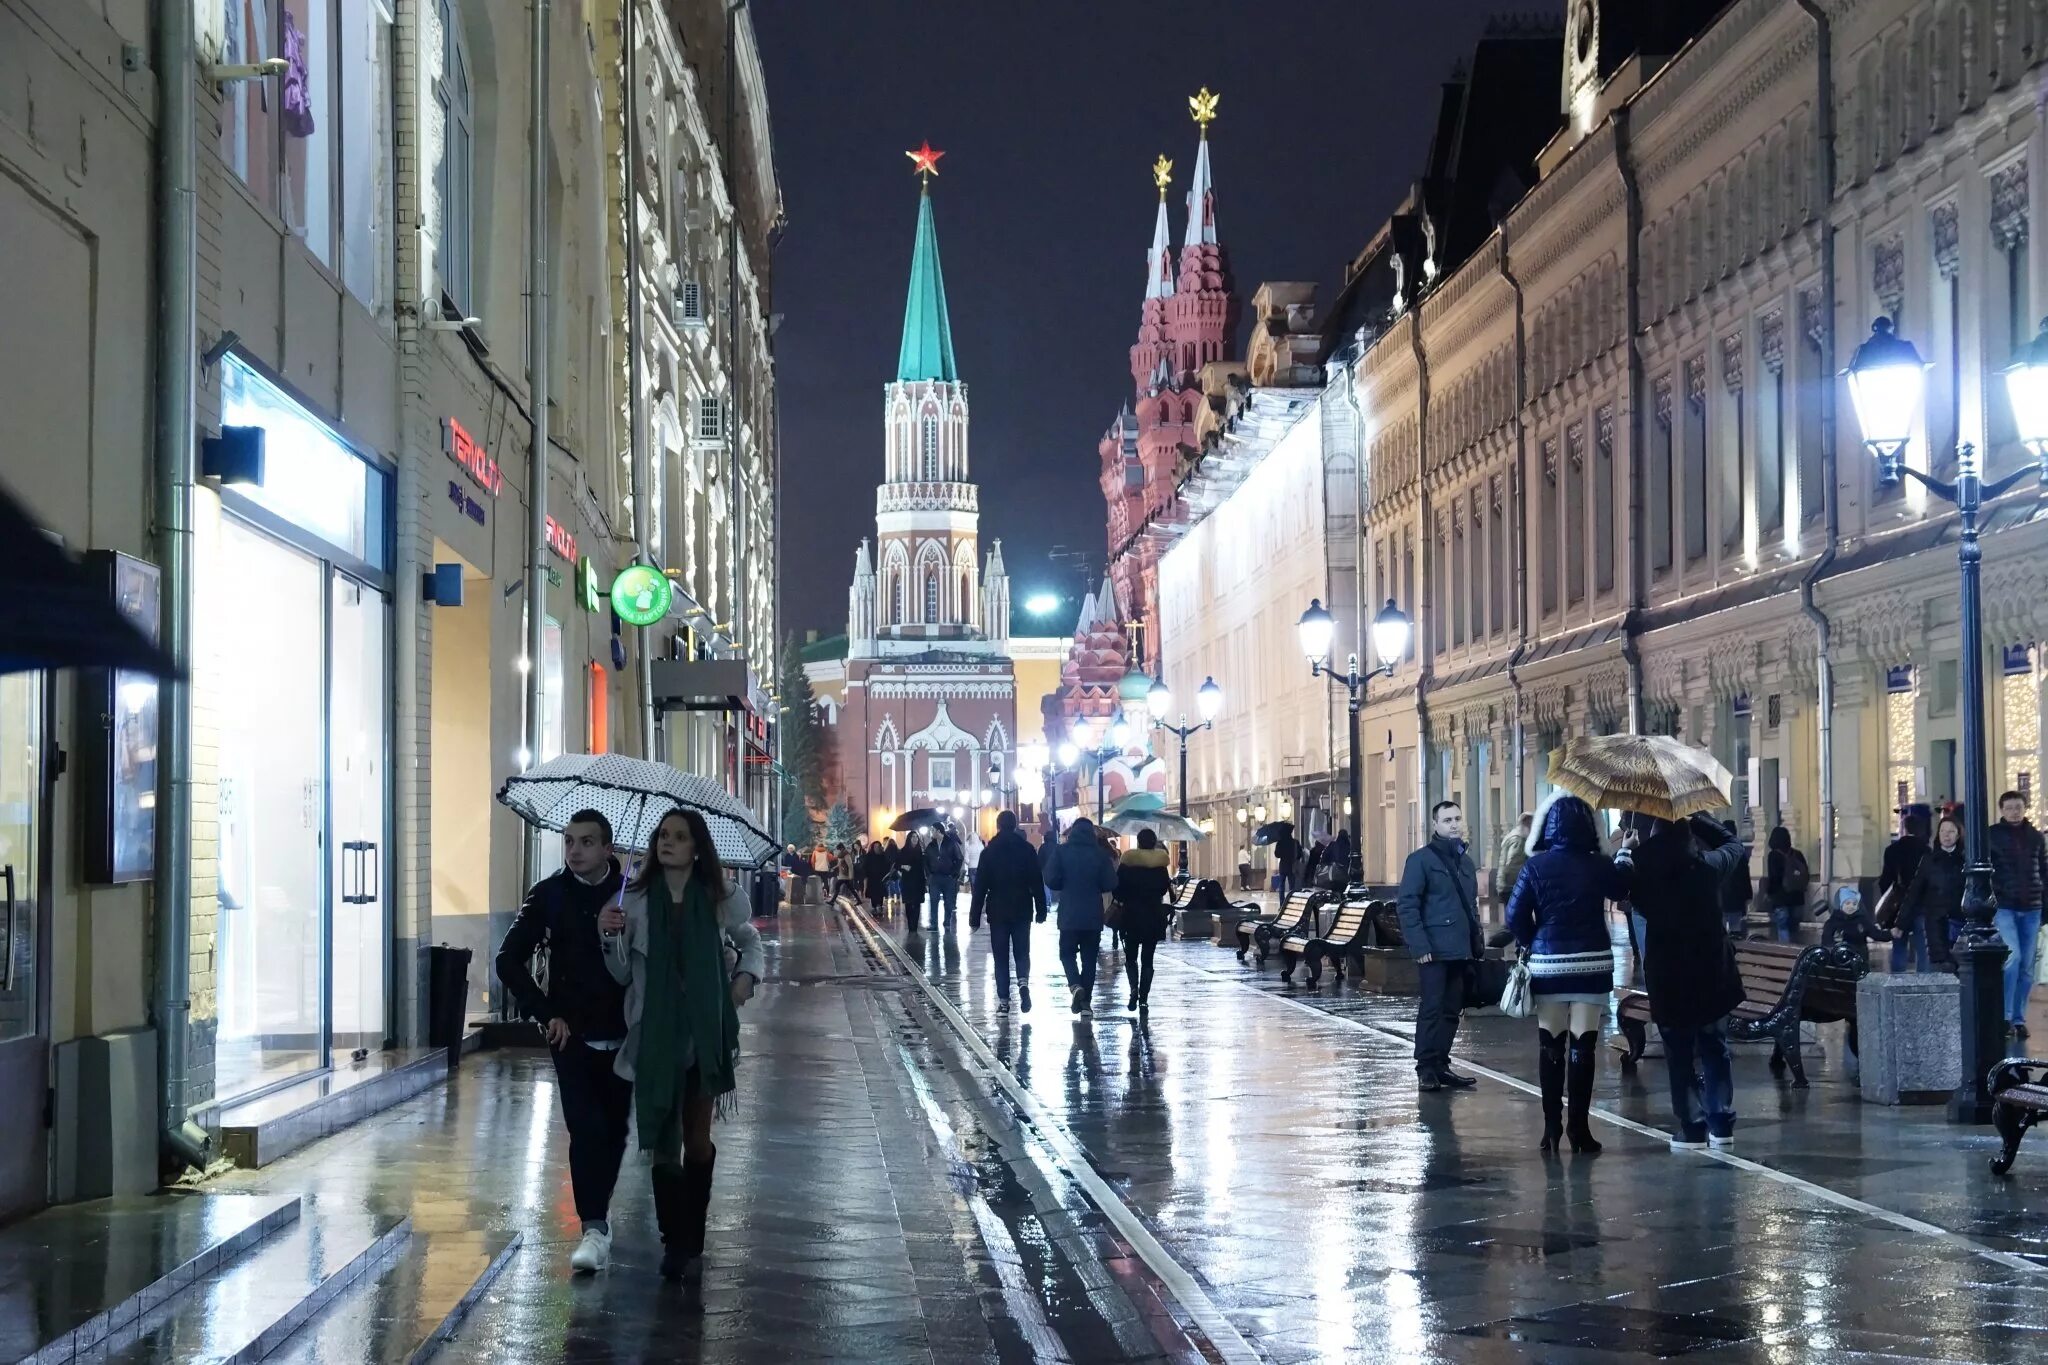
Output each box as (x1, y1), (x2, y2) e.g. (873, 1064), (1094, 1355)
(0, 671), (48, 1221)
(330, 576), (388, 1057)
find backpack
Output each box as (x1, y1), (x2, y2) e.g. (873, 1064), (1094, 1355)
(1782, 849), (1810, 903)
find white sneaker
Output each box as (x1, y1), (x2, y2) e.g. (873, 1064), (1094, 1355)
(1670, 1136), (1708, 1152)
(569, 1226), (612, 1273)
(1708, 1133), (1735, 1149)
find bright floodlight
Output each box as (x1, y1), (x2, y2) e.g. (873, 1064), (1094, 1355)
(1057, 740), (1080, 766)
(2005, 318), (2048, 459)
(1068, 715), (1094, 751)
(1197, 675), (1222, 722)
(1297, 598), (1335, 665)
(1110, 710), (1132, 749)
(1371, 599), (1412, 668)
(1024, 592), (1060, 616)
(1147, 675), (1172, 723)
(1844, 317), (1927, 473)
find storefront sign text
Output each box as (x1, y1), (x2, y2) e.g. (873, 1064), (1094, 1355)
(447, 480), (486, 526)
(545, 515), (577, 562)
(442, 418), (504, 495)
(611, 563), (672, 627)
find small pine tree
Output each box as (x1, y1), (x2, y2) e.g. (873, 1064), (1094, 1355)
(824, 799), (863, 848)
(777, 636), (826, 847)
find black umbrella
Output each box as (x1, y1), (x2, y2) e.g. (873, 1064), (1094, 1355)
(0, 483), (180, 678)
(1253, 820), (1296, 847)
(889, 807), (944, 833)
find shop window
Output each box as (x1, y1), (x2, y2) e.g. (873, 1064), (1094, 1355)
(1886, 665), (1917, 810)
(1650, 389), (1674, 572)
(2003, 645), (2039, 801)
(1539, 442), (1559, 615)
(589, 663), (609, 754)
(1593, 410), (1615, 593)
(924, 572), (940, 624)
(433, 0), (474, 310)
(543, 617), (565, 762)
(1565, 427), (1586, 607)
(219, 0), (281, 213)
(219, 356), (383, 566)
(339, 0), (394, 313)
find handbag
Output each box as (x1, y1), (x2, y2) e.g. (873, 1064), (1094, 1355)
(1498, 953), (1535, 1018)
(1104, 896), (1126, 928)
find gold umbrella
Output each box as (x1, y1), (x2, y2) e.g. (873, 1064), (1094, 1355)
(1546, 735), (1734, 820)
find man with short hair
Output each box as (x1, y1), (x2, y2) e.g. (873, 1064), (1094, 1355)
(496, 810), (630, 1273)
(1396, 801), (1485, 1091)
(927, 824), (966, 927)
(971, 810), (1049, 1013)
(1989, 789), (2048, 1039)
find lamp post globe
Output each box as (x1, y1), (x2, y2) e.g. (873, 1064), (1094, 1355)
(1297, 598), (1335, 667)
(1197, 675), (1223, 723)
(1843, 316), (1928, 481)
(1370, 599), (1413, 670)
(1056, 740), (1079, 767)
(1147, 675), (1173, 725)
(1110, 709), (1132, 750)
(2003, 318), (2048, 463)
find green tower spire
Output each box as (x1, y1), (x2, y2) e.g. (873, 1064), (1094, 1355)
(896, 175), (959, 384)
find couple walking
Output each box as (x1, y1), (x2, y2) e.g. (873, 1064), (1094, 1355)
(973, 814), (1173, 1016)
(496, 807), (763, 1281)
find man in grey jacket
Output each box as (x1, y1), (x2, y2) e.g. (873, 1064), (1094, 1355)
(1396, 800), (1485, 1091)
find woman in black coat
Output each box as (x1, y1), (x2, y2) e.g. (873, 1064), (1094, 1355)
(896, 834), (929, 929)
(1617, 812), (1749, 1150)
(1898, 811), (1965, 971)
(1506, 795), (1631, 1155)
(859, 840), (892, 914)
(1113, 830), (1174, 1012)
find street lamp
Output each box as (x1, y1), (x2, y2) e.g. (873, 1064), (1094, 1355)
(1151, 673), (1224, 876)
(1845, 316), (2048, 1123)
(1299, 596), (1412, 888)
(1066, 710), (1129, 822)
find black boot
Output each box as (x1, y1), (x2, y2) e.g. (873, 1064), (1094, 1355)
(1537, 1029), (1566, 1155)
(1566, 1032), (1603, 1155)
(678, 1146), (717, 1264)
(652, 1163), (688, 1279)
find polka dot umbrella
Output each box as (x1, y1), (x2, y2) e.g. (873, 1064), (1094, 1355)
(496, 753), (777, 869)
(1545, 734), (1735, 822)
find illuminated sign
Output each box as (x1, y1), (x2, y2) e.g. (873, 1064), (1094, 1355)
(545, 515), (577, 562)
(578, 556), (601, 613)
(610, 564), (672, 627)
(441, 417), (504, 495)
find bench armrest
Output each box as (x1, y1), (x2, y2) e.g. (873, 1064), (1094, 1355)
(1990, 1058), (2048, 1094)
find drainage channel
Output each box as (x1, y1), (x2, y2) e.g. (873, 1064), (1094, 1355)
(839, 897), (1261, 1365)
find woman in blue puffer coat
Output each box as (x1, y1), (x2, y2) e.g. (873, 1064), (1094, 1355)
(1506, 794), (1630, 1156)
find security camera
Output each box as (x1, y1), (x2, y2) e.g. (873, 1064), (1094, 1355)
(206, 57), (289, 84)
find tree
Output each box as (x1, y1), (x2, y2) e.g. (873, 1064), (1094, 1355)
(777, 636), (826, 846)
(824, 799), (863, 848)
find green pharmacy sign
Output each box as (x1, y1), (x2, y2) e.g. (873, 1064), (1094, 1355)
(578, 556), (601, 613)
(610, 563), (671, 627)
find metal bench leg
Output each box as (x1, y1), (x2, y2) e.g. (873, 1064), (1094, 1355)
(1619, 1019), (1646, 1068)
(1305, 944), (1325, 987)
(1779, 1025), (1809, 1088)
(1280, 948), (1299, 983)
(1991, 1102), (2035, 1175)
(1236, 929), (1251, 962)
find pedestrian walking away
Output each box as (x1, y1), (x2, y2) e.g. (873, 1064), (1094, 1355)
(859, 840), (891, 916)
(1494, 811), (1533, 902)
(1395, 801), (1485, 1092)
(1988, 789), (2048, 1038)
(1715, 820), (1752, 941)
(926, 823), (966, 928)
(1616, 812), (1749, 1149)
(1044, 816), (1118, 1016)
(970, 810), (1048, 1013)
(1274, 825), (1301, 900)
(1763, 825), (1810, 943)
(600, 807), (764, 1282)
(1898, 811), (1966, 971)
(495, 809), (632, 1274)
(1321, 827), (1353, 889)
(1506, 795), (1629, 1156)
(1877, 804), (1932, 971)
(1113, 829), (1173, 1012)
(896, 832), (929, 931)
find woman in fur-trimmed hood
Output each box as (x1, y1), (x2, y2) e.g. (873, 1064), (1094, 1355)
(1505, 793), (1631, 1156)
(1114, 830), (1175, 1012)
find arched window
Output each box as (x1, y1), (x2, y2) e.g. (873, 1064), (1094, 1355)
(923, 573), (940, 623)
(921, 414), (939, 479)
(890, 574), (904, 625)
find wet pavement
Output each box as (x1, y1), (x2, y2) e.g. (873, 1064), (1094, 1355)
(33, 894), (2030, 1362)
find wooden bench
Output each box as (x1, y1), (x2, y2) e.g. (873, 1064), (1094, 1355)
(1236, 889), (1327, 965)
(1615, 940), (1868, 1088)
(1281, 897), (1381, 986)
(1991, 1059), (2048, 1174)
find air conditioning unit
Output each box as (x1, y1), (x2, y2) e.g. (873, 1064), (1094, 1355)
(673, 280), (707, 330)
(691, 395), (726, 448)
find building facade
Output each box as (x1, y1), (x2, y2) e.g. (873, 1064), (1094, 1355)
(0, 0), (777, 1217)
(826, 170), (1018, 842)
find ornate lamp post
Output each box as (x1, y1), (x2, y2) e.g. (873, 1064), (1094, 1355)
(1844, 316), (2048, 1123)
(1147, 673), (1223, 875)
(1298, 597), (1411, 888)
(1068, 711), (1131, 823)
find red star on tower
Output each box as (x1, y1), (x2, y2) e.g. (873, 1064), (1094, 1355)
(906, 140), (945, 182)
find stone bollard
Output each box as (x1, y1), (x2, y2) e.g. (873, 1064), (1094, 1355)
(1857, 972), (1963, 1105)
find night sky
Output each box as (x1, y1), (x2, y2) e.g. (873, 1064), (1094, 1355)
(756, 0), (1516, 640)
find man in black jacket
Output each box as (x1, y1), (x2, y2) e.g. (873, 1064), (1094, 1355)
(1395, 801), (1484, 1092)
(496, 809), (629, 1274)
(1990, 790), (2048, 1037)
(972, 811), (1048, 1013)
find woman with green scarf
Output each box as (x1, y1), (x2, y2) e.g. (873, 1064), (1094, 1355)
(600, 807), (764, 1280)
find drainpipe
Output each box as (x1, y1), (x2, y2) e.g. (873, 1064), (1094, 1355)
(152, 0), (209, 1173)
(1339, 348), (1367, 824)
(622, 1), (657, 759)
(1796, 0), (1839, 883)
(1407, 309), (1433, 815)
(1615, 106), (1648, 735)
(1500, 232), (1531, 811)
(724, 0), (748, 807)
(523, 0), (551, 885)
